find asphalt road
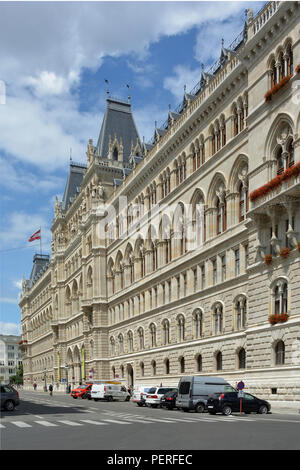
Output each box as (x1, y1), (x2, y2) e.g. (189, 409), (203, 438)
(1, 390), (300, 452)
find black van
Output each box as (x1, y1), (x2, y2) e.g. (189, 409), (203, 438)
(176, 376), (235, 412)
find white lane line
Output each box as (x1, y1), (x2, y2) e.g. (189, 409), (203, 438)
(34, 420), (58, 427)
(0, 424), (5, 428)
(11, 421), (32, 428)
(57, 420), (83, 426)
(141, 417), (176, 423)
(102, 419), (132, 424)
(80, 420), (109, 426)
(117, 417), (153, 424)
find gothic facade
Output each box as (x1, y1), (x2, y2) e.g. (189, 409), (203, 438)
(20, 1), (300, 400)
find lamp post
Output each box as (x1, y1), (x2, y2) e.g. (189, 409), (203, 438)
(65, 364), (69, 394)
(43, 368), (47, 392)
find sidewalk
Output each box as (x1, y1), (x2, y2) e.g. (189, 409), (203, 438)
(268, 401), (300, 415)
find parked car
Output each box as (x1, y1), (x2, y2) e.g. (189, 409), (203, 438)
(1, 384), (20, 411)
(145, 387), (177, 408)
(176, 376), (235, 413)
(132, 386), (153, 407)
(160, 390), (178, 410)
(206, 391), (271, 415)
(70, 383), (93, 399)
(91, 383), (130, 402)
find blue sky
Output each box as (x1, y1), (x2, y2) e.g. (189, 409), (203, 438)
(0, 1), (265, 335)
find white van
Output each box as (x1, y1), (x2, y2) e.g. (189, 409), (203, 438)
(91, 383), (130, 402)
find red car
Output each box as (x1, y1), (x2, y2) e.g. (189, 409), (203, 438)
(70, 383), (93, 399)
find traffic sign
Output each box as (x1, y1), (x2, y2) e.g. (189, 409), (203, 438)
(237, 380), (245, 390)
(238, 390), (244, 398)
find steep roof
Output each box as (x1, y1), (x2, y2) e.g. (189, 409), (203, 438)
(61, 161), (86, 211)
(96, 97), (141, 162)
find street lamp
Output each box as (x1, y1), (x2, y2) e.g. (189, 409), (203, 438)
(65, 364), (69, 394)
(43, 368), (47, 392)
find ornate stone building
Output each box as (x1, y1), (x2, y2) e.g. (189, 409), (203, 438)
(20, 1), (300, 399)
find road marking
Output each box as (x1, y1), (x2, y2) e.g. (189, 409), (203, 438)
(57, 420), (83, 426)
(11, 421), (32, 428)
(0, 424), (5, 428)
(141, 417), (177, 423)
(102, 419), (132, 424)
(80, 420), (109, 426)
(117, 417), (153, 423)
(34, 420), (58, 427)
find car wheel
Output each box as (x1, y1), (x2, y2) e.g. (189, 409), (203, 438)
(107, 396), (113, 402)
(72, 396), (77, 399)
(81, 394), (86, 399)
(137, 403), (143, 407)
(195, 403), (205, 413)
(4, 400), (15, 411)
(125, 396), (130, 401)
(258, 405), (268, 414)
(222, 405), (232, 416)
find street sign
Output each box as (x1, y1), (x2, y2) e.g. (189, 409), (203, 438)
(237, 380), (245, 390)
(238, 390), (244, 398)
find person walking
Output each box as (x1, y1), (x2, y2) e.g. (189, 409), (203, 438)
(49, 383), (53, 396)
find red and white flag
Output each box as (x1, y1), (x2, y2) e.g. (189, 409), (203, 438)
(28, 229), (41, 242)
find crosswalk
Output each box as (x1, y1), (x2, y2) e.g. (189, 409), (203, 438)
(1, 410), (264, 430)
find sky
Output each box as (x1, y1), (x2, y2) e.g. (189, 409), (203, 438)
(0, 0), (265, 335)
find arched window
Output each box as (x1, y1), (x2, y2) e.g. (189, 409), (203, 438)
(149, 323), (156, 348)
(162, 319), (170, 345)
(118, 334), (124, 354)
(287, 139), (294, 168)
(286, 43), (293, 75)
(138, 328), (144, 350)
(275, 341), (285, 365)
(216, 198), (226, 234)
(276, 147), (284, 175)
(213, 304), (223, 334)
(110, 337), (115, 356)
(235, 297), (247, 330)
(233, 107), (239, 136)
(193, 309), (203, 338)
(270, 58), (276, 87)
(239, 182), (248, 222)
(274, 281), (288, 315)
(216, 351), (222, 371)
(127, 331), (134, 352)
(177, 315), (185, 342)
(238, 348), (246, 369)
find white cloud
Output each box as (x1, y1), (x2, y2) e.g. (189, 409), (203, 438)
(0, 1), (258, 172)
(0, 321), (21, 336)
(163, 64), (203, 102)
(0, 211), (51, 251)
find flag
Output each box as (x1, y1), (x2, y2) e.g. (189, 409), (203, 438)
(28, 229), (41, 242)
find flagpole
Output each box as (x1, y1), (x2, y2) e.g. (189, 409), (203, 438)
(40, 226), (42, 255)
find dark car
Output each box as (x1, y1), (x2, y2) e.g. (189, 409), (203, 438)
(207, 391), (271, 416)
(1, 384), (20, 411)
(160, 390), (178, 410)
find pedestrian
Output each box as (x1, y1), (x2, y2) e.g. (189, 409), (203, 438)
(33, 382), (37, 391)
(49, 383), (53, 396)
